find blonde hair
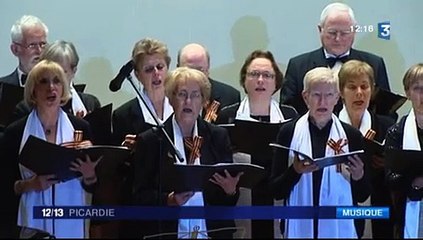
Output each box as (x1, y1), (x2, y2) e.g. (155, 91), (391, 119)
(132, 38), (171, 71)
(338, 60), (375, 93)
(303, 67), (338, 92)
(165, 67), (211, 106)
(24, 60), (71, 107)
(403, 63), (423, 91)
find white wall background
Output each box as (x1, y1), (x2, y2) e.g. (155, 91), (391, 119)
(1, 0), (421, 117)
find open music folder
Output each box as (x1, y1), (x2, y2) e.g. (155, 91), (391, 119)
(364, 138), (385, 156)
(369, 87), (407, 116)
(161, 162), (265, 193)
(219, 119), (289, 158)
(19, 135), (130, 182)
(385, 148), (423, 176)
(269, 143), (364, 169)
(83, 103), (113, 145)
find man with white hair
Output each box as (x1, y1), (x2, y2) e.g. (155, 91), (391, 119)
(280, 2), (390, 116)
(0, 15), (48, 87)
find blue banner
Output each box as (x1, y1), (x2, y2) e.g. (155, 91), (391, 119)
(33, 206), (389, 220)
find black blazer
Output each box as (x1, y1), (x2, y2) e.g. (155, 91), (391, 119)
(0, 69), (20, 86)
(0, 114), (92, 238)
(111, 98), (155, 145)
(132, 116), (239, 239)
(280, 47), (391, 115)
(11, 92), (100, 126)
(209, 78), (240, 113)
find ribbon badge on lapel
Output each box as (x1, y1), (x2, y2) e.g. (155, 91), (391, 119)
(327, 138), (348, 172)
(184, 136), (203, 165)
(364, 129), (376, 140)
(204, 100), (220, 123)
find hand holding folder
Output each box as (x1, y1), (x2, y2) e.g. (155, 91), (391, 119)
(19, 135), (130, 182)
(161, 162), (265, 193)
(269, 143), (364, 169)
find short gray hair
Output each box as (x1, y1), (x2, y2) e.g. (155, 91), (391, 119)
(11, 15), (48, 43)
(303, 67), (338, 92)
(40, 40), (79, 69)
(319, 2), (356, 27)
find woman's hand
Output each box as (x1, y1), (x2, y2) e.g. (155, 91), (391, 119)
(168, 191), (194, 206)
(70, 154), (102, 185)
(15, 174), (59, 194)
(371, 155), (385, 169)
(346, 154), (365, 181)
(61, 140), (93, 149)
(292, 153), (318, 174)
(209, 169), (243, 195)
(121, 134), (137, 150)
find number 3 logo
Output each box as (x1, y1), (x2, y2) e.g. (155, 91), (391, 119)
(378, 21), (391, 40)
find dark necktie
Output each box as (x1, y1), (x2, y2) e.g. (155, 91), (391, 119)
(21, 74), (27, 86)
(326, 55), (349, 68)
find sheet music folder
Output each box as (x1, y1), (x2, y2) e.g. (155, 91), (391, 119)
(83, 103), (113, 145)
(19, 135), (130, 182)
(385, 148), (423, 176)
(269, 143), (364, 169)
(0, 82), (24, 128)
(370, 87), (407, 115)
(162, 162), (265, 193)
(364, 138), (384, 156)
(219, 119), (287, 157)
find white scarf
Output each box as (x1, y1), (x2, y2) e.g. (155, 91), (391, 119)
(235, 97), (285, 122)
(17, 109), (87, 238)
(70, 87), (87, 117)
(339, 106), (372, 136)
(137, 87), (173, 126)
(172, 117), (208, 238)
(285, 112), (357, 238)
(403, 109), (421, 238)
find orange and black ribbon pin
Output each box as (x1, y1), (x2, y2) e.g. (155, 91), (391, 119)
(184, 136), (203, 165)
(204, 100), (220, 123)
(327, 138), (348, 172)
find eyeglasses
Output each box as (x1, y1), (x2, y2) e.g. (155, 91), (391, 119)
(324, 29), (352, 39)
(143, 63), (166, 73)
(14, 41), (47, 50)
(175, 90), (202, 101)
(246, 71), (275, 80)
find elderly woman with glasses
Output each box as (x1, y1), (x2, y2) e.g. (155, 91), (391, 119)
(216, 50), (298, 238)
(132, 67), (241, 239)
(1, 60), (99, 238)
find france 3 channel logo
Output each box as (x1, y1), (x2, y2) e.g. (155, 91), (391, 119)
(378, 21), (391, 40)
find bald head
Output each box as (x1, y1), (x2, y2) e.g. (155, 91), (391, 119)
(177, 43), (210, 76)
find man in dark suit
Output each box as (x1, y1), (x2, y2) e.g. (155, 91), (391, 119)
(0, 15), (48, 87)
(280, 2), (390, 116)
(177, 43), (241, 116)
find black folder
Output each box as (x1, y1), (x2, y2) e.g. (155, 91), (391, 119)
(0, 83), (24, 128)
(364, 138), (385, 157)
(83, 103), (113, 145)
(269, 143), (364, 169)
(73, 84), (86, 93)
(219, 119), (288, 157)
(162, 162), (265, 193)
(369, 87), (407, 116)
(385, 148), (423, 176)
(19, 135), (130, 182)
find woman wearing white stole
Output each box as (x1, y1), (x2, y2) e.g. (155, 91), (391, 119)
(338, 60), (395, 238)
(216, 50), (297, 238)
(270, 67), (370, 238)
(2, 60), (99, 238)
(385, 63), (423, 239)
(133, 67), (241, 239)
